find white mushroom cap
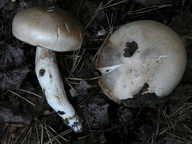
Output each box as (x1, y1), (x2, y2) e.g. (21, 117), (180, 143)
(96, 20), (186, 103)
(12, 7), (83, 52)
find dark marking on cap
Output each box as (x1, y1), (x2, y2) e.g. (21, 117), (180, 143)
(39, 69), (45, 76)
(58, 111), (65, 115)
(122, 83), (161, 108)
(135, 83), (149, 96)
(123, 41), (138, 57)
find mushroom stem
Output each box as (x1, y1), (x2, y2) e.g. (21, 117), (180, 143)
(35, 46), (82, 132)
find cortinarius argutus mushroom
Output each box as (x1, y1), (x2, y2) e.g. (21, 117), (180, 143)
(96, 20), (186, 103)
(12, 7), (83, 132)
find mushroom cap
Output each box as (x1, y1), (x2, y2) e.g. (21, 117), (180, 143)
(12, 7), (83, 52)
(96, 20), (186, 103)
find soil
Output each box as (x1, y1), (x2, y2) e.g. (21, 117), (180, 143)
(0, 0), (192, 144)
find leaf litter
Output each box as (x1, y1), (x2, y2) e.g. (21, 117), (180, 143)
(0, 0), (192, 144)
(0, 42), (29, 91)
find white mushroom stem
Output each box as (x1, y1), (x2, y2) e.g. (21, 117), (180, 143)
(35, 46), (82, 132)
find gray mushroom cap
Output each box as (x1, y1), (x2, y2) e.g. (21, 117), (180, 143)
(12, 7), (83, 52)
(96, 20), (187, 103)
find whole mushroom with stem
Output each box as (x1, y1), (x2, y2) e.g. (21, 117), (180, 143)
(96, 20), (186, 103)
(12, 7), (84, 132)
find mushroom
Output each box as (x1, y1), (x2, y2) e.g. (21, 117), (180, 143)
(96, 20), (186, 103)
(12, 7), (84, 132)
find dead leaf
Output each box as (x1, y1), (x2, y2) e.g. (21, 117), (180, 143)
(0, 42), (29, 91)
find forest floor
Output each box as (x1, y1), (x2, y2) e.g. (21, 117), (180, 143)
(0, 0), (192, 144)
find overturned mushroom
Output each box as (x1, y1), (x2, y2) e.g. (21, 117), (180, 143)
(96, 20), (186, 103)
(12, 7), (84, 132)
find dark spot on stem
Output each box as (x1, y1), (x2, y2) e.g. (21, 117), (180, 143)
(63, 118), (69, 125)
(49, 74), (52, 78)
(123, 41), (138, 57)
(58, 111), (65, 115)
(39, 69), (45, 76)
